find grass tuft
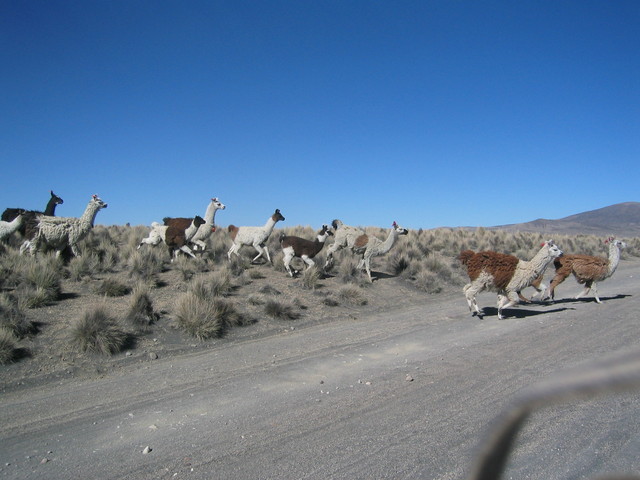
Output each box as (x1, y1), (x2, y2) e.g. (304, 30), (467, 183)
(338, 285), (368, 305)
(69, 306), (130, 355)
(0, 293), (34, 338)
(125, 284), (158, 332)
(301, 266), (322, 290)
(94, 279), (130, 297)
(174, 293), (247, 340)
(0, 328), (19, 364)
(264, 299), (301, 320)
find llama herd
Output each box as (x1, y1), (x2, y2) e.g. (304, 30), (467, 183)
(1, 192), (631, 320)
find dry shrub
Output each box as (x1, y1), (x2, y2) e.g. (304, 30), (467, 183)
(128, 248), (165, 282)
(0, 293), (34, 338)
(125, 283), (158, 332)
(16, 258), (63, 308)
(414, 270), (443, 294)
(336, 256), (363, 284)
(189, 268), (233, 299)
(67, 253), (101, 281)
(338, 285), (367, 305)
(301, 266), (321, 290)
(0, 328), (19, 364)
(69, 306), (130, 355)
(174, 293), (246, 339)
(264, 299), (300, 320)
(94, 279), (130, 297)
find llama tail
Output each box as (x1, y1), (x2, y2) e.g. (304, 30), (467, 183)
(458, 250), (475, 266)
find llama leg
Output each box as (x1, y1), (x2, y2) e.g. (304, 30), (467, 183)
(575, 280), (592, 300)
(251, 244), (266, 263)
(592, 282), (601, 303)
(363, 256), (373, 282)
(532, 282), (548, 301)
(323, 242), (341, 270)
(301, 255), (315, 270)
(546, 273), (568, 301)
(179, 245), (196, 259)
(283, 252), (295, 277)
(463, 281), (483, 317)
(227, 243), (238, 261)
(70, 244), (80, 257)
(497, 292), (519, 320)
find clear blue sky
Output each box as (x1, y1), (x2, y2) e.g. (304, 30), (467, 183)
(1, 1), (638, 229)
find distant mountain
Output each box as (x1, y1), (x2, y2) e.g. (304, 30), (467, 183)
(491, 202), (640, 237)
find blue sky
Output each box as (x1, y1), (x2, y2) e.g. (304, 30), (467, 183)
(1, 1), (638, 230)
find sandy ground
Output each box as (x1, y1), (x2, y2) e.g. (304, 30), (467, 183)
(1, 260), (639, 479)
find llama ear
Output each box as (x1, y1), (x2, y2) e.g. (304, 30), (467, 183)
(92, 194), (98, 199)
(393, 221), (397, 227)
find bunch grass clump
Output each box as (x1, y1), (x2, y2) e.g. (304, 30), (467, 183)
(0, 293), (34, 338)
(338, 285), (368, 306)
(128, 249), (165, 283)
(174, 293), (246, 340)
(69, 306), (130, 355)
(94, 279), (130, 297)
(125, 284), (158, 332)
(17, 257), (63, 308)
(0, 328), (19, 364)
(301, 266), (322, 290)
(264, 299), (301, 320)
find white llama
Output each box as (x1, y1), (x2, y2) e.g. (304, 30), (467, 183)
(227, 209), (285, 263)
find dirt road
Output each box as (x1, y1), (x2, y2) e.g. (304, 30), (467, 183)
(1, 262), (639, 479)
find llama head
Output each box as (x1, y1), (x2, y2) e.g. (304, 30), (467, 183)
(193, 215), (206, 228)
(542, 240), (562, 258)
(272, 209), (285, 222)
(211, 197), (226, 210)
(50, 190), (64, 205)
(91, 195), (108, 209)
(392, 221), (409, 236)
(319, 224), (334, 237)
(605, 237), (626, 250)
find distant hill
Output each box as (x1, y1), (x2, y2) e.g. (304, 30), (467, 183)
(490, 202), (640, 237)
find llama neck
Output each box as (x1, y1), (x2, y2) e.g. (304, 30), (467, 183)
(525, 246), (554, 277)
(44, 198), (59, 216)
(263, 216), (278, 233)
(203, 202), (218, 225)
(79, 202), (101, 228)
(377, 229), (399, 255)
(606, 243), (622, 277)
(185, 221), (200, 239)
(312, 235), (329, 255)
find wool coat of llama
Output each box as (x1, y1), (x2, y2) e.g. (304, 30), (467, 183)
(280, 224), (333, 277)
(459, 240), (563, 320)
(322, 219), (366, 270)
(0, 214), (24, 242)
(165, 215), (206, 261)
(163, 197), (226, 251)
(227, 209), (285, 263)
(545, 237), (626, 303)
(355, 221), (409, 282)
(28, 195), (108, 258)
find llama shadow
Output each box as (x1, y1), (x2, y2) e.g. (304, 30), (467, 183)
(479, 306), (571, 320)
(58, 292), (79, 301)
(12, 347), (32, 362)
(370, 271), (396, 281)
(547, 294), (631, 305)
